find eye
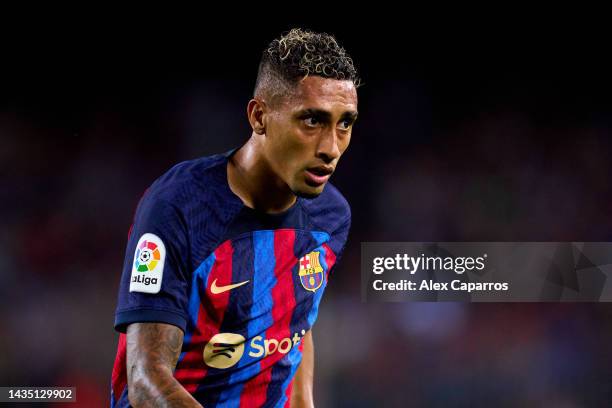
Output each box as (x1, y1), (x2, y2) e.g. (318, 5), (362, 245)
(304, 117), (320, 127)
(338, 119), (353, 130)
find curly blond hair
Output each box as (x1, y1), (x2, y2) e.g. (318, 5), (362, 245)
(254, 28), (360, 104)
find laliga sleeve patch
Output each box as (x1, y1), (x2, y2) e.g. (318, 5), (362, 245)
(129, 233), (165, 294)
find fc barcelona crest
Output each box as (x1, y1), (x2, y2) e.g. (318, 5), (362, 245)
(298, 251), (325, 292)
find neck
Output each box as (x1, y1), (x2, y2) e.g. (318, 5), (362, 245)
(227, 136), (297, 213)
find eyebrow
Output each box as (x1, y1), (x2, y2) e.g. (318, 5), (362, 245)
(297, 108), (359, 122)
(341, 111), (359, 122)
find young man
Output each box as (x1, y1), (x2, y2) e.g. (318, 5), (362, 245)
(111, 28), (359, 407)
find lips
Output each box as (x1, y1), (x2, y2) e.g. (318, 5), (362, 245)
(304, 165), (334, 186)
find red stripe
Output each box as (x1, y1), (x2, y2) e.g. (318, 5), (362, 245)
(322, 243), (337, 283)
(111, 333), (127, 403)
(284, 309), (305, 406)
(174, 240), (234, 393)
(240, 230), (297, 406)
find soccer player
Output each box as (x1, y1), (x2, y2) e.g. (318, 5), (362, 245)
(111, 28), (359, 407)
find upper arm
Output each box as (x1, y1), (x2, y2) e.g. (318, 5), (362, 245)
(114, 190), (192, 333)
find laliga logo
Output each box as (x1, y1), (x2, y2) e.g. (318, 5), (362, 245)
(131, 238), (162, 286)
(130, 233), (165, 294)
(131, 274), (158, 286)
(134, 239), (161, 272)
(203, 330), (307, 369)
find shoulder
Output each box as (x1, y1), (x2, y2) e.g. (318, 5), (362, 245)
(300, 182), (351, 235)
(145, 153), (228, 204)
(135, 152), (235, 223)
(132, 153), (235, 232)
(132, 152), (244, 257)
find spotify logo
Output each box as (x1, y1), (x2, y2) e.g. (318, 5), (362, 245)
(203, 329), (307, 369)
(203, 333), (246, 369)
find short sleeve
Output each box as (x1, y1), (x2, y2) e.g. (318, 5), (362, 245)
(114, 190), (191, 333)
(327, 213), (351, 276)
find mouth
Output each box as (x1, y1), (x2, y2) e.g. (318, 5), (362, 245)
(304, 165), (334, 187)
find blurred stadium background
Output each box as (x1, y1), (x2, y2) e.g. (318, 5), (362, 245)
(2, 18), (612, 407)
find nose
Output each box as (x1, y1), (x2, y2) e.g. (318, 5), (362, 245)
(316, 128), (341, 163)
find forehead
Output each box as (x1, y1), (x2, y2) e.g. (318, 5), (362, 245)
(285, 76), (357, 113)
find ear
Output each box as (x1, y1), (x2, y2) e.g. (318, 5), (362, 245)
(247, 98), (267, 135)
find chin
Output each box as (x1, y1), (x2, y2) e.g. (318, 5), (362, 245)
(293, 184), (325, 199)
(295, 191), (321, 199)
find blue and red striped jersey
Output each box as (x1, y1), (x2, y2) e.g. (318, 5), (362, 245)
(111, 151), (351, 407)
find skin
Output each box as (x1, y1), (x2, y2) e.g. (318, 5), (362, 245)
(291, 330), (315, 408)
(228, 75), (358, 212)
(126, 75), (357, 407)
(127, 323), (201, 407)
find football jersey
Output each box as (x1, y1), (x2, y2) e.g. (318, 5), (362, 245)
(111, 150), (351, 407)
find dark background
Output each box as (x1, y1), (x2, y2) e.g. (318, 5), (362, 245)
(2, 15), (612, 407)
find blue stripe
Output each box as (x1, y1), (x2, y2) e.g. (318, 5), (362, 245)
(310, 231), (329, 247)
(273, 345), (303, 408)
(177, 252), (216, 365)
(215, 230), (277, 407)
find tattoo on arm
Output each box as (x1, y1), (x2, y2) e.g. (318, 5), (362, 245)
(126, 322), (202, 408)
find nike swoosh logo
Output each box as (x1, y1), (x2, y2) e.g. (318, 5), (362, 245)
(210, 278), (250, 294)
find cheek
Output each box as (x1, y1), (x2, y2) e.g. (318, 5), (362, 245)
(282, 137), (311, 174)
(266, 117), (315, 169)
(266, 127), (306, 172)
(274, 127), (312, 158)
(338, 133), (352, 155)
